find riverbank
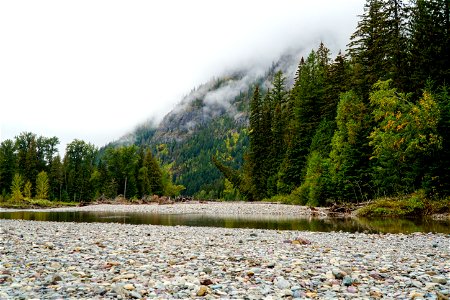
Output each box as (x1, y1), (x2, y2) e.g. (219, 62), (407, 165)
(1, 197), (448, 220)
(0, 219), (448, 299)
(0, 198), (78, 209)
(0, 202), (330, 217)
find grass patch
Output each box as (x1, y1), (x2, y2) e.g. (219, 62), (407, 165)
(357, 191), (450, 218)
(263, 193), (298, 204)
(0, 198), (79, 209)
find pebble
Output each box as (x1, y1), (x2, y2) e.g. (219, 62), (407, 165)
(0, 205), (449, 299)
(342, 275), (354, 286)
(275, 276), (291, 289)
(197, 285), (208, 296)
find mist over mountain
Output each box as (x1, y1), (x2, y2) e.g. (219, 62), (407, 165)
(107, 48), (304, 196)
(118, 49), (302, 144)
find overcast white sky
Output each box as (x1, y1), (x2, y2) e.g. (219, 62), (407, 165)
(0, 0), (364, 153)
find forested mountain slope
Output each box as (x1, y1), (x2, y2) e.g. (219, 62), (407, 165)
(110, 0), (450, 203)
(109, 51), (301, 197)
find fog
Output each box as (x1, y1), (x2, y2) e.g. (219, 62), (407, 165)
(0, 0), (364, 153)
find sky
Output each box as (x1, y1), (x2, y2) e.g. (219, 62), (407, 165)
(0, 0), (365, 154)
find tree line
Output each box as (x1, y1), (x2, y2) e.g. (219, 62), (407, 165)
(214, 0), (450, 204)
(0, 132), (184, 202)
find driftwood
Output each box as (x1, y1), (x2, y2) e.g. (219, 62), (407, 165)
(328, 201), (371, 215)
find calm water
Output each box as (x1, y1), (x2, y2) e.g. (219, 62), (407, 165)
(0, 211), (449, 234)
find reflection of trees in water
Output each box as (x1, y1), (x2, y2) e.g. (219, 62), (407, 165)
(0, 211), (449, 234)
(356, 217), (450, 234)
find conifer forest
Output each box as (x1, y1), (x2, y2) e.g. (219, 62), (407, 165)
(1, 0), (449, 205)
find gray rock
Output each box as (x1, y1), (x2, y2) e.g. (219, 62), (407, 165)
(275, 276), (291, 290)
(342, 276), (353, 287)
(411, 280), (424, 288)
(129, 291), (142, 299)
(432, 276), (447, 285)
(332, 268), (347, 280)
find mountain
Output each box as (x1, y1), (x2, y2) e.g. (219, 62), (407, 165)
(108, 50), (302, 197)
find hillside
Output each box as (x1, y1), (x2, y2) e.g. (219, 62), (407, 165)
(109, 51), (302, 196)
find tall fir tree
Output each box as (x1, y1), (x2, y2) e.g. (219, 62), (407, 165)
(330, 90), (372, 201)
(0, 140), (17, 195)
(143, 149), (164, 196)
(246, 85), (269, 200)
(409, 0), (450, 95)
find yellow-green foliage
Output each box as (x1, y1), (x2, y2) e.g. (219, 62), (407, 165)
(0, 198), (79, 209)
(36, 171), (49, 200)
(23, 181), (32, 199)
(357, 190), (449, 217)
(10, 173), (24, 202)
(369, 80), (441, 162)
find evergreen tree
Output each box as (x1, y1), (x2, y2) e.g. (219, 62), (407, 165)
(89, 169), (102, 200)
(36, 171), (49, 200)
(384, 0), (411, 90)
(15, 132), (38, 188)
(212, 156), (247, 198)
(64, 139), (97, 201)
(0, 140), (17, 195)
(326, 51), (351, 120)
(277, 58), (307, 193)
(10, 173), (24, 202)
(138, 166), (151, 196)
(119, 145), (139, 198)
(278, 48), (327, 193)
(349, 0), (411, 93)
(48, 155), (63, 200)
(409, 0), (450, 94)
(295, 151), (331, 206)
(23, 181), (32, 199)
(143, 150), (164, 196)
(102, 145), (140, 198)
(36, 136), (59, 172)
(429, 86), (450, 196)
(349, 0), (385, 85)
(330, 90), (372, 201)
(267, 71), (288, 196)
(246, 86), (268, 199)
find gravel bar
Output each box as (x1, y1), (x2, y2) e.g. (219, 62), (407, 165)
(0, 203), (324, 217)
(0, 218), (449, 299)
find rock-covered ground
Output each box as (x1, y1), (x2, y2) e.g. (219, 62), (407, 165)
(0, 218), (449, 299)
(0, 202), (321, 217)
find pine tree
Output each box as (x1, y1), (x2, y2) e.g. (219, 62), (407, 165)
(36, 171), (49, 200)
(23, 181), (32, 199)
(326, 51), (351, 120)
(348, 0), (391, 96)
(48, 155), (63, 200)
(409, 0), (450, 94)
(330, 90), (372, 201)
(278, 49), (326, 193)
(10, 173), (24, 202)
(138, 166), (151, 196)
(15, 132), (39, 189)
(267, 71), (288, 196)
(295, 151), (331, 206)
(246, 86), (269, 200)
(384, 0), (411, 90)
(0, 140), (17, 195)
(143, 150), (164, 196)
(64, 139), (97, 202)
(349, 0), (417, 93)
(429, 86), (450, 196)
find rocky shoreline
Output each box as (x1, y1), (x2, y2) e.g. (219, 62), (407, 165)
(0, 202), (330, 217)
(1, 215), (449, 299)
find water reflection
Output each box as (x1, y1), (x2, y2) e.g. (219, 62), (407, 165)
(0, 211), (448, 234)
